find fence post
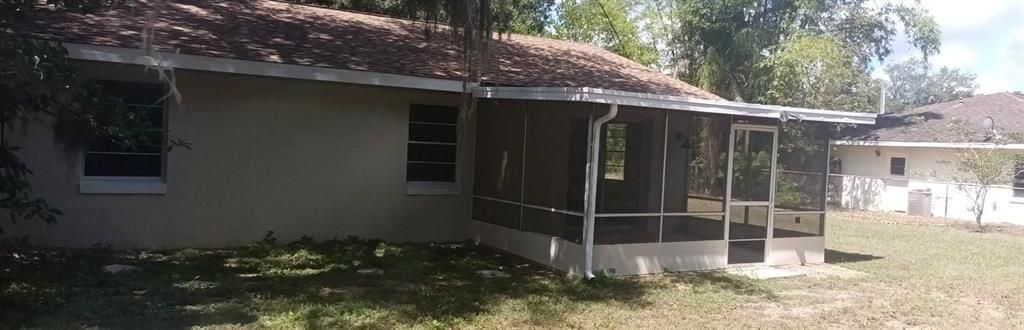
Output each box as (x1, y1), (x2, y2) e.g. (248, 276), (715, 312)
(944, 183), (950, 218)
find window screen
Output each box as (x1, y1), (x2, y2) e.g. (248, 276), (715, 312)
(596, 108), (665, 214)
(889, 157), (906, 176)
(407, 104), (459, 182)
(83, 80), (166, 177)
(775, 122), (829, 212)
(604, 123), (627, 181)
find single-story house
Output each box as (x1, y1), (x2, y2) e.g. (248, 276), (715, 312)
(832, 92), (1024, 225)
(11, 0), (875, 276)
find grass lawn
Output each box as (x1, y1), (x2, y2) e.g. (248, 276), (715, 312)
(2, 211), (1024, 329)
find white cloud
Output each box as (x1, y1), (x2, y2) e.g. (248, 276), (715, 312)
(977, 26), (1024, 93)
(920, 0), (1020, 29)
(977, 76), (1013, 94)
(880, 0), (1024, 92)
(930, 42), (976, 68)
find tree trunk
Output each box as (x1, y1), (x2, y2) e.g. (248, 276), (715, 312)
(975, 189), (987, 231)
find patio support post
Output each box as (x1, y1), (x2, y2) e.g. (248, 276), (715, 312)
(583, 103), (618, 279)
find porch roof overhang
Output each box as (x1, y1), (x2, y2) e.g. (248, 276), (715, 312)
(473, 87), (877, 125)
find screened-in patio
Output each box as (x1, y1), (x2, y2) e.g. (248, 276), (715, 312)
(468, 88), (871, 276)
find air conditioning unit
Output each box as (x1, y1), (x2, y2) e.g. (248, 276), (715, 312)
(908, 189), (932, 217)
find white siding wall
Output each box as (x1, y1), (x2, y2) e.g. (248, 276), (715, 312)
(834, 145), (1024, 225)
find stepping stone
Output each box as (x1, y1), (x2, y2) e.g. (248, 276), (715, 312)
(101, 264), (141, 274)
(357, 268), (384, 276)
(174, 280), (218, 290)
(476, 270), (511, 278)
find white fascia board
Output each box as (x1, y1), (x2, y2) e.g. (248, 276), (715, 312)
(64, 43), (467, 92)
(472, 87), (877, 125)
(831, 140), (1024, 150)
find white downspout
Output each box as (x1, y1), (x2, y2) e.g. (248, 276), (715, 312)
(583, 103), (618, 279)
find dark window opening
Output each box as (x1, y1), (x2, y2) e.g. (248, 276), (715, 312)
(407, 104), (459, 182)
(889, 157), (906, 176)
(83, 80), (166, 178)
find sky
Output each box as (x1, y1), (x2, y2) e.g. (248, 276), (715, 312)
(876, 0), (1024, 93)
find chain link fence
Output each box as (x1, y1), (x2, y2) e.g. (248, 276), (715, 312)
(825, 173), (1024, 225)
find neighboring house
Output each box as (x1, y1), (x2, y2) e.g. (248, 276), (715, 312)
(10, 0), (874, 276)
(832, 92), (1024, 225)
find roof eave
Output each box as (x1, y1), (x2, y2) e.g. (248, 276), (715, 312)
(64, 43), (468, 93)
(831, 140), (1024, 149)
(473, 86), (877, 125)
(63, 43), (879, 125)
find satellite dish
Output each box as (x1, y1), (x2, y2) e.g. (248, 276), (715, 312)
(981, 116), (996, 141)
(982, 116), (995, 131)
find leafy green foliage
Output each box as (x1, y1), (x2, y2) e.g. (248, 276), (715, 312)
(670, 0), (940, 107)
(553, 0), (659, 66)
(0, 0), (173, 235)
(935, 119), (1023, 228)
(285, 0), (556, 35)
(884, 58), (978, 113)
(754, 33), (875, 111)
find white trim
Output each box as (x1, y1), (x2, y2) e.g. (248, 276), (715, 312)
(594, 213), (662, 218)
(658, 112), (669, 242)
(774, 210), (826, 215)
(831, 140), (1024, 150)
(79, 177), (166, 194)
(473, 87), (877, 125)
(724, 126), (736, 258)
(64, 43), (467, 93)
(766, 128), (780, 262)
(583, 104), (619, 279)
(724, 124), (779, 265)
(662, 212), (726, 217)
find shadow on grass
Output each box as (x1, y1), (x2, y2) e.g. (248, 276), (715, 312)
(664, 271), (776, 298)
(0, 237), (659, 328)
(825, 249), (883, 264)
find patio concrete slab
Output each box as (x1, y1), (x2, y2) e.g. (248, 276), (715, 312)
(727, 263), (868, 280)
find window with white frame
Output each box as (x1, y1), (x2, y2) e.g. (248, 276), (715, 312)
(1013, 162), (1024, 198)
(83, 81), (166, 178)
(889, 157), (906, 176)
(604, 123), (627, 181)
(406, 104), (459, 183)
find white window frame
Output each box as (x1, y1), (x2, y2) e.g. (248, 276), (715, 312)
(79, 82), (168, 195)
(888, 156), (908, 177)
(406, 103), (462, 195)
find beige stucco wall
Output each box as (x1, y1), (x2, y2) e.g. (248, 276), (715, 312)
(9, 61), (474, 248)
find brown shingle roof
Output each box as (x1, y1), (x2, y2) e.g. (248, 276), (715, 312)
(19, 0), (721, 100)
(838, 92), (1024, 142)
